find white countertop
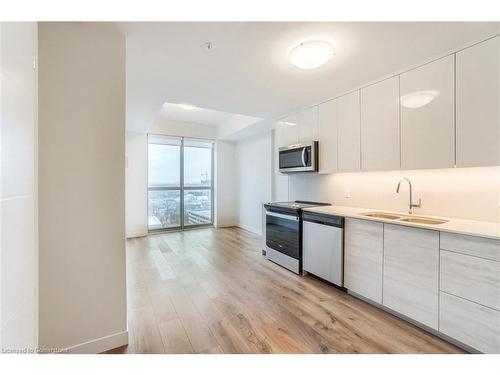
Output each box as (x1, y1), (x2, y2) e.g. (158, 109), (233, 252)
(303, 205), (500, 240)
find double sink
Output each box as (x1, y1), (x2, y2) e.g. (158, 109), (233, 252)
(360, 212), (448, 225)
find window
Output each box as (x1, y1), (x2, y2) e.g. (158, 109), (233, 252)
(148, 135), (213, 231)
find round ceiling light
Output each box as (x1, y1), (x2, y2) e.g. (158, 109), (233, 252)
(289, 40), (335, 70)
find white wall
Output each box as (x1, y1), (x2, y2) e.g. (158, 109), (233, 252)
(289, 167), (500, 222)
(126, 132), (148, 238)
(125, 120), (235, 237)
(214, 141), (237, 227)
(38, 22), (127, 352)
(0, 22), (38, 352)
(235, 132), (272, 234)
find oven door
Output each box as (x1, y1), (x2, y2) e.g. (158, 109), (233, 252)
(265, 211), (300, 260)
(279, 143), (317, 173)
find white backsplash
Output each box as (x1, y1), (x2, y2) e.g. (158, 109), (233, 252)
(288, 166), (500, 222)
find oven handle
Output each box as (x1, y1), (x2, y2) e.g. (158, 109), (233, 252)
(266, 211), (299, 221)
(301, 148), (307, 167)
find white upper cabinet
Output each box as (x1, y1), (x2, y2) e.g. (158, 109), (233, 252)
(276, 107), (318, 148)
(275, 115), (299, 148)
(400, 55), (455, 169)
(318, 99), (338, 174)
(456, 36), (500, 167)
(297, 106), (319, 144)
(337, 91), (361, 172)
(361, 76), (401, 171)
(278, 38), (498, 174)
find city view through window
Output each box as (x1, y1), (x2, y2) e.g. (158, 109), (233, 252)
(148, 137), (213, 230)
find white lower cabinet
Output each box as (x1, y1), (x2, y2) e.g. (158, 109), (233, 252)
(383, 224), (439, 329)
(440, 232), (500, 261)
(440, 250), (500, 311)
(440, 292), (500, 353)
(344, 218), (383, 303)
(438, 233), (500, 353)
(342, 217), (500, 352)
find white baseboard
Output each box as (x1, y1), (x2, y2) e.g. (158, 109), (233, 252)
(215, 222), (237, 228)
(126, 232), (148, 239)
(65, 330), (128, 354)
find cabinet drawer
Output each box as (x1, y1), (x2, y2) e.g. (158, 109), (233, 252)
(440, 292), (500, 353)
(441, 250), (500, 310)
(440, 232), (500, 261)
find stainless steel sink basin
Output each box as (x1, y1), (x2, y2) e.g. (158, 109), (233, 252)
(360, 211), (448, 225)
(398, 216), (448, 225)
(360, 212), (402, 220)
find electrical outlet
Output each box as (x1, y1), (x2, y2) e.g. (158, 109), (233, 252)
(344, 188), (351, 199)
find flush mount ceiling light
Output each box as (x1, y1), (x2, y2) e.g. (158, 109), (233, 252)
(280, 121), (297, 126)
(289, 40), (335, 70)
(400, 90), (438, 109)
(177, 103), (197, 110)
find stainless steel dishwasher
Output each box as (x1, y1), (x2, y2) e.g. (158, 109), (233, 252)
(302, 212), (344, 287)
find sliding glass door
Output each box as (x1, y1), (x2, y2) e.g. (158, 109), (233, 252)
(183, 139), (213, 226)
(148, 135), (213, 232)
(148, 136), (182, 230)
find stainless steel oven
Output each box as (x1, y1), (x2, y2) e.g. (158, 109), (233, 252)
(265, 211), (301, 273)
(279, 141), (318, 173)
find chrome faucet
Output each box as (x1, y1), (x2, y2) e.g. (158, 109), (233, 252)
(396, 177), (422, 214)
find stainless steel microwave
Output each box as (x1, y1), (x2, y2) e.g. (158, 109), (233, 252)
(279, 141), (318, 173)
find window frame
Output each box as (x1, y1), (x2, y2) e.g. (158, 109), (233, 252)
(147, 134), (214, 233)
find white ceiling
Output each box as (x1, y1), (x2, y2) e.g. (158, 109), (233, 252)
(159, 102), (235, 126)
(119, 22), (500, 133)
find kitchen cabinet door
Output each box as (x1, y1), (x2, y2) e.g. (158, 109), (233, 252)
(297, 106), (319, 144)
(440, 292), (500, 354)
(361, 76), (401, 171)
(383, 224), (439, 329)
(440, 232), (500, 262)
(440, 250), (500, 311)
(337, 91), (361, 172)
(275, 116), (299, 148)
(344, 218), (383, 303)
(318, 99), (338, 174)
(400, 55), (455, 169)
(456, 36), (500, 167)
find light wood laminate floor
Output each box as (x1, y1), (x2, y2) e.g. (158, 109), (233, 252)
(108, 227), (463, 354)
